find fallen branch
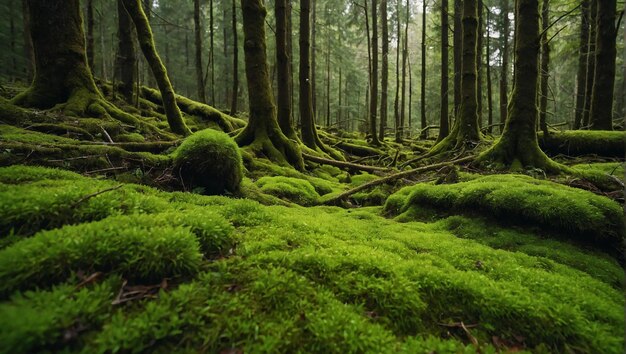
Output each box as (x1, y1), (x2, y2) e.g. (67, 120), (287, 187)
(321, 156), (475, 206)
(303, 153), (390, 173)
(71, 185), (123, 208)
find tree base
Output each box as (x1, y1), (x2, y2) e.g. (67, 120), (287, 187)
(235, 125), (304, 170)
(477, 137), (564, 174)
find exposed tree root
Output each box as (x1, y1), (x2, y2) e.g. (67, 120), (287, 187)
(302, 153), (390, 173)
(235, 124), (304, 170)
(321, 156), (474, 206)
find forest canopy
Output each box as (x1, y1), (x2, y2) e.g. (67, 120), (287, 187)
(0, 0), (624, 352)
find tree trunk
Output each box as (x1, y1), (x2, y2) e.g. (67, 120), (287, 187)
(311, 0), (317, 118)
(325, 35), (331, 126)
(485, 9), (494, 134)
(210, 0), (216, 105)
(420, 0), (427, 139)
(573, 0), (590, 130)
(230, 0), (239, 115)
(287, 1), (295, 127)
(122, 0), (190, 136)
(116, 0), (137, 103)
(476, 0), (484, 127)
(394, 0), (401, 142)
(438, 0), (450, 142)
(453, 0), (462, 118)
(9, 0), (16, 78)
(478, 0), (559, 172)
(589, 0), (616, 130)
(499, 0), (510, 133)
(400, 0), (409, 139)
(379, 0), (389, 141)
(276, 0), (297, 139)
(86, 0), (95, 72)
(193, 0), (206, 103)
(539, 0), (549, 135)
(369, 0), (380, 145)
(21, 0), (34, 82)
(236, 0), (303, 168)
(582, 0), (597, 128)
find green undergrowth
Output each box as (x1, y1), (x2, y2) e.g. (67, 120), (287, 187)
(385, 174), (625, 256)
(0, 165), (623, 353)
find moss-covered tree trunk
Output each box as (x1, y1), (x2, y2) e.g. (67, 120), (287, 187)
(582, 0), (597, 128)
(437, 0), (450, 142)
(477, 0), (560, 172)
(454, 0), (463, 120)
(574, 0), (590, 130)
(230, 0), (239, 116)
(276, 0), (297, 140)
(236, 0), (303, 169)
(589, 0), (616, 130)
(122, 0), (191, 136)
(116, 0), (137, 103)
(499, 0), (510, 134)
(428, 0), (482, 155)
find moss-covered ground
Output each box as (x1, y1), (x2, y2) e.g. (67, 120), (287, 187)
(0, 83), (624, 353)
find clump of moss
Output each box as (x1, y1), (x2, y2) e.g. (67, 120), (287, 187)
(116, 132), (146, 143)
(172, 129), (243, 195)
(384, 174), (625, 255)
(255, 176), (320, 205)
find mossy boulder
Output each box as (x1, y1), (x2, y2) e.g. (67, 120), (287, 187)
(172, 129), (243, 195)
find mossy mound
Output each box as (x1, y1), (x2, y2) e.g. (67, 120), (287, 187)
(539, 130), (625, 157)
(0, 166), (623, 352)
(172, 129), (243, 195)
(384, 174), (624, 256)
(255, 176), (321, 205)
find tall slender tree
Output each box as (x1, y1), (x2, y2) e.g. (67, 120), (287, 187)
(574, 0), (590, 130)
(582, 0), (597, 128)
(400, 0), (409, 139)
(236, 0), (302, 168)
(116, 0), (137, 102)
(438, 0), (450, 142)
(420, 0), (427, 139)
(193, 0), (206, 103)
(394, 0), (402, 142)
(429, 0), (482, 154)
(276, 0), (297, 140)
(453, 0), (462, 117)
(589, 0), (616, 130)
(230, 0), (239, 115)
(379, 0), (389, 141)
(478, 0), (560, 172)
(369, 0), (381, 145)
(86, 0), (95, 71)
(539, 0), (550, 134)
(485, 8), (494, 133)
(499, 0), (510, 133)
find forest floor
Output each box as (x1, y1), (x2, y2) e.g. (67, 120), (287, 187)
(0, 82), (624, 353)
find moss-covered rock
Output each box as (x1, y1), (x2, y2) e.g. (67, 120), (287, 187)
(172, 129), (243, 195)
(384, 174), (625, 256)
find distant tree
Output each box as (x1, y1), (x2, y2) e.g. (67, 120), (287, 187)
(437, 0), (450, 142)
(230, 0), (239, 115)
(193, 0), (206, 103)
(573, 0), (590, 130)
(499, 0), (510, 133)
(116, 0), (136, 103)
(236, 0), (303, 168)
(582, 0), (597, 128)
(276, 0), (298, 140)
(453, 0), (462, 118)
(539, 0), (549, 135)
(379, 0), (389, 141)
(478, 0), (560, 172)
(419, 0), (427, 139)
(369, 0), (381, 145)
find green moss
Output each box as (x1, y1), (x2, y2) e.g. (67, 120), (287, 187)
(385, 174), (624, 255)
(172, 129), (243, 195)
(255, 176), (320, 205)
(571, 162), (624, 177)
(116, 132), (146, 142)
(0, 124), (80, 145)
(539, 130), (626, 157)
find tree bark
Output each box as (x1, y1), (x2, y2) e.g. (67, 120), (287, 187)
(86, 0), (95, 72)
(478, 0), (560, 172)
(485, 9), (493, 134)
(400, 0), (409, 140)
(476, 0), (484, 126)
(438, 0), (450, 142)
(193, 0), (206, 103)
(210, 0), (215, 105)
(539, 0), (549, 135)
(589, 0), (616, 130)
(276, 0), (297, 139)
(116, 0), (137, 103)
(574, 0), (590, 130)
(122, 0), (191, 136)
(453, 0), (463, 119)
(21, 0), (34, 82)
(420, 0), (427, 139)
(311, 0), (317, 118)
(236, 0), (303, 168)
(230, 0), (239, 115)
(394, 0), (402, 142)
(499, 0), (510, 133)
(582, 0), (597, 128)
(380, 0), (389, 141)
(369, 0), (381, 145)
